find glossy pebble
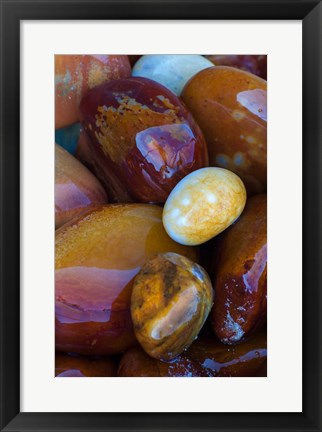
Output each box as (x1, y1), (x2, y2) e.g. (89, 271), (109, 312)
(132, 55), (213, 95)
(211, 194), (267, 344)
(55, 144), (107, 229)
(55, 204), (197, 355)
(182, 66), (267, 195)
(131, 253), (213, 361)
(162, 167), (247, 246)
(80, 77), (208, 203)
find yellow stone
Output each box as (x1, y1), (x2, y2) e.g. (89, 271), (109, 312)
(162, 167), (247, 246)
(131, 252), (213, 361)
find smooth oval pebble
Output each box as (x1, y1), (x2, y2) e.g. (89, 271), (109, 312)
(131, 252), (213, 361)
(55, 204), (197, 355)
(79, 77), (208, 203)
(55, 144), (107, 229)
(182, 66), (267, 195)
(162, 167), (247, 246)
(211, 194), (267, 344)
(132, 54), (213, 95)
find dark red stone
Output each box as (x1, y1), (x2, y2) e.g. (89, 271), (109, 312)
(79, 77), (208, 203)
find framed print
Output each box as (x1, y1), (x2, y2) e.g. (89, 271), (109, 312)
(0, 0), (321, 431)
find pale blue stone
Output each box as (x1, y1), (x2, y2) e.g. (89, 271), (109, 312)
(132, 55), (214, 96)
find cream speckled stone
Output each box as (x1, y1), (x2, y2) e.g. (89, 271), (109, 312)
(162, 167), (247, 246)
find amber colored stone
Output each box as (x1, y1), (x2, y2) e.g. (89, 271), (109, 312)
(55, 204), (197, 356)
(117, 346), (209, 377)
(131, 253), (213, 361)
(79, 77), (208, 203)
(182, 66), (267, 195)
(205, 55), (267, 80)
(55, 55), (131, 128)
(211, 195), (267, 344)
(55, 144), (107, 229)
(186, 330), (267, 377)
(55, 352), (117, 377)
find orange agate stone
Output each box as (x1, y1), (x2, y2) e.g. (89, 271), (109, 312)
(182, 66), (267, 195)
(131, 253), (213, 361)
(55, 204), (197, 356)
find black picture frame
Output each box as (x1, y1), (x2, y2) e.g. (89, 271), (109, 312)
(1, 0), (321, 431)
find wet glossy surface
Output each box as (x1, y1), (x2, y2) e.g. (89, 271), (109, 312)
(182, 66), (267, 195)
(117, 346), (208, 377)
(79, 77), (208, 203)
(55, 55), (131, 128)
(55, 352), (117, 377)
(55, 204), (197, 355)
(186, 330), (267, 376)
(211, 195), (267, 344)
(55, 144), (107, 229)
(131, 253), (213, 361)
(206, 55), (267, 80)
(132, 55), (213, 95)
(163, 167), (247, 246)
